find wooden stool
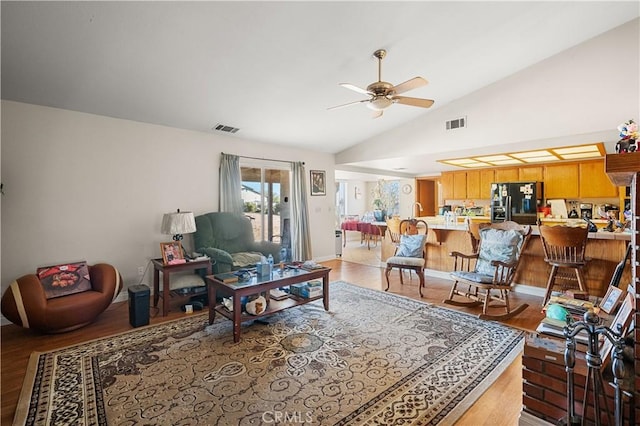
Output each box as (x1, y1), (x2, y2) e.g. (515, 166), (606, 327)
(539, 225), (590, 306)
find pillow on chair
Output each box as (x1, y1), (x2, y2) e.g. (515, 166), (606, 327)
(395, 234), (427, 258)
(475, 228), (522, 276)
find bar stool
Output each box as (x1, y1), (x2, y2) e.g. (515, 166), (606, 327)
(539, 225), (590, 306)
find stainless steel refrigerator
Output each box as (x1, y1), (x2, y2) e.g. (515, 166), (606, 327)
(490, 181), (543, 225)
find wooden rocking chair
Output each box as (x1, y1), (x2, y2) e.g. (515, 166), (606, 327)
(443, 221), (532, 320)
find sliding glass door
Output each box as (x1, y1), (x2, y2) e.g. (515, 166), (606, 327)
(240, 161), (291, 248)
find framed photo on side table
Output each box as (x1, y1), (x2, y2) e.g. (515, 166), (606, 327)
(599, 285), (624, 314)
(599, 291), (634, 367)
(310, 170), (326, 196)
(160, 241), (186, 265)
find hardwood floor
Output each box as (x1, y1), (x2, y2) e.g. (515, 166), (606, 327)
(1, 259), (545, 425)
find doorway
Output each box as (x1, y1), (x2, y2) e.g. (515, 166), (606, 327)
(240, 163), (291, 248)
(416, 178), (439, 216)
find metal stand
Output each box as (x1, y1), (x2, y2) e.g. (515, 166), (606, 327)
(563, 310), (626, 426)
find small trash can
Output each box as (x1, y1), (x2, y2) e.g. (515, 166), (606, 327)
(128, 284), (150, 328)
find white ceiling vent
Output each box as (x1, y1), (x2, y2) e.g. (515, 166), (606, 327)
(213, 124), (240, 133)
(446, 116), (467, 130)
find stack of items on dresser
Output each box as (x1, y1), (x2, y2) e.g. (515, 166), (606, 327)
(537, 284), (634, 355)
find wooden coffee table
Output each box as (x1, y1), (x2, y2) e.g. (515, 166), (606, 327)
(206, 266), (331, 342)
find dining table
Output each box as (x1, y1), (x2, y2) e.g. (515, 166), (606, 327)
(340, 220), (388, 250)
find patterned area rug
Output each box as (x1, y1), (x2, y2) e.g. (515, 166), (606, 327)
(16, 281), (524, 425)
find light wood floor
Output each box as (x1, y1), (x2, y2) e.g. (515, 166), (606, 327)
(1, 259), (545, 426)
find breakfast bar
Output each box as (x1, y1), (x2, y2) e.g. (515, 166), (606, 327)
(381, 217), (632, 298)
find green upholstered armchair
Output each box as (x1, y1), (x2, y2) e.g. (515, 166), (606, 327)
(194, 212), (282, 274)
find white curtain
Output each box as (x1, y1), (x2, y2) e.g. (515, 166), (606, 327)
(219, 153), (243, 213)
(291, 161), (312, 261)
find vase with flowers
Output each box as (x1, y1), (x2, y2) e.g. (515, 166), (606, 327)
(615, 119), (638, 153)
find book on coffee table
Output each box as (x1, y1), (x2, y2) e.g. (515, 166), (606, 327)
(213, 272), (239, 284)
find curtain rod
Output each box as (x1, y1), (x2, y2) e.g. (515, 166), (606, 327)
(222, 153), (304, 165)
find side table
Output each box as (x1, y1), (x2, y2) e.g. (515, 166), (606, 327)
(151, 258), (212, 316)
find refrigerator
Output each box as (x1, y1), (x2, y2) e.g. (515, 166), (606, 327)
(490, 181), (543, 225)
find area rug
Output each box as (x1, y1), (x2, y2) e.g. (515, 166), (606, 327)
(15, 281), (524, 425)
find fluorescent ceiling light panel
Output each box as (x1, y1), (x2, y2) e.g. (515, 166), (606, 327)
(560, 152), (603, 159)
(475, 155), (512, 162)
(437, 142), (605, 170)
(521, 155), (558, 162)
(489, 159), (524, 165)
(511, 150), (552, 158)
(553, 145), (599, 155)
(445, 159), (478, 165)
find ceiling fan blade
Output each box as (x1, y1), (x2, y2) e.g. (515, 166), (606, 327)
(339, 83), (372, 95)
(392, 77), (428, 95)
(372, 110), (383, 119)
(327, 99), (370, 110)
(392, 96), (434, 108)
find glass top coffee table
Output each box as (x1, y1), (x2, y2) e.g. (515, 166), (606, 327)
(206, 266), (331, 342)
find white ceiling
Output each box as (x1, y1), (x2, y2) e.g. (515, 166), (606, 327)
(2, 1), (639, 180)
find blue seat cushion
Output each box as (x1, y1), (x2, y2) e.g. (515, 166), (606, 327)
(451, 271), (494, 284)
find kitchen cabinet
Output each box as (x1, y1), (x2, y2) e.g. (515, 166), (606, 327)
(494, 167), (519, 182)
(519, 166), (543, 182)
(578, 160), (618, 198)
(441, 172), (454, 200)
(453, 171), (467, 199)
(479, 169), (494, 199)
(466, 170), (480, 199)
(544, 163), (579, 199)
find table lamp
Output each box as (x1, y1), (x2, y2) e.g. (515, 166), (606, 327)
(161, 209), (196, 242)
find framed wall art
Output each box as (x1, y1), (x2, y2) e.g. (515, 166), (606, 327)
(310, 170), (326, 196)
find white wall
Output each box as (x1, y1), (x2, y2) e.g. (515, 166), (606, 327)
(336, 18), (640, 170)
(343, 179), (368, 217)
(1, 101), (337, 321)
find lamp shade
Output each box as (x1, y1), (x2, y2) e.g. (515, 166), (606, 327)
(161, 211), (196, 235)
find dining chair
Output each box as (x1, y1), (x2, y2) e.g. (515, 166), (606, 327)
(384, 218), (428, 297)
(444, 221), (532, 320)
(539, 225), (590, 307)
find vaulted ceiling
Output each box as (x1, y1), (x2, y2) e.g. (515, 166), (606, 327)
(2, 2), (639, 179)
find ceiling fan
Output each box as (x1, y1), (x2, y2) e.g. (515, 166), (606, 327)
(328, 49), (434, 118)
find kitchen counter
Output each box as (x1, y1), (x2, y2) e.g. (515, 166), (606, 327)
(381, 217), (633, 297)
(414, 216), (631, 240)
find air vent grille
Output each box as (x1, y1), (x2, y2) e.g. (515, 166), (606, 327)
(213, 124), (240, 133)
(446, 116), (466, 130)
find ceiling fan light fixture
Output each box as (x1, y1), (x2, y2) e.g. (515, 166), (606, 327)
(367, 97), (393, 111)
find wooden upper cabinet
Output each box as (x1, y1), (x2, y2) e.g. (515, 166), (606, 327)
(544, 163), (579, 199)
(453, 171), (467, 199)
(479, 169), (495, 199)
(441, 172), (454, 200)
(466, 170), (480, 199)
(579, 160), (618, 198)
(494, 168), (519, 182)
(519, 166), (544, 182)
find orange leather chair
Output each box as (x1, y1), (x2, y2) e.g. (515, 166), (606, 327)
(1, 263), (122, 333)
